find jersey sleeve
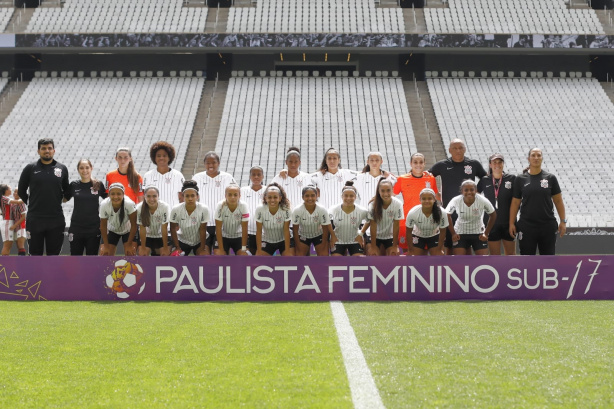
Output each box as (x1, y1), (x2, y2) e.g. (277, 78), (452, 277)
(162, 203), (170, 224)
(255, 206), (264, 223)
(429, 175), (440, 196)
(126, 200), (137, 215)
(475, 161), (488, 179)
(17, 164), (32, 205)
(99, 201), (108, 219)
(550, 174), (562, 196)
(394, 201), (404, 220)
(512, 175), (524, 199)
(393, 177), (402, 195)
(240, 202), (250, 221)
(440, 209), (450, 228)
(445, 197), (458, 214)
(429, 162), (442, 177)
(170, 206), (180, 223)
(104, 173), (110, 192)
(481, 195), (496, 214)
(64, 182), (74, 201)
(406, 212), (415, 228)
(320, 207), (331, 225)
(477, 177), (486, 194)
(292, 208), (301, 225)
(201, 206), (210, 225)
(136, 204), (143, 225)
(366, 203), (375, 221)
(214, 202), (224, 221)
(137, 175), (144, 196)
(284, 209), (292, 222)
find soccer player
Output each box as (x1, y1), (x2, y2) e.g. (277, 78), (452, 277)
(18, 138), (70, 255)
(272, 147), (313, 211)
(64, 159), (107, 256)
(1, 185), (27, 256)
(477, 153), (516, 255)
(240, 166), (265, 255)
(366, 179), (404, 256)
(136, 186), (170, 256)
(170, 180), (210, 256)
(255, 183), (294, 256)
(99, 183), (138, 256)
(292, 185), (332, 256)
(355, 151), (397, 207)
(405, 188), (450, 256)
(192, 151), (236, 254)
(142, 141), (185, 209)
(446, 180), (497, 255)
(510, 148), (566, 255)
(329, 181), (370, 257)
(311, 148), (357, 211)
(105, 147), (143, 203)
(213, 183), (249, 256)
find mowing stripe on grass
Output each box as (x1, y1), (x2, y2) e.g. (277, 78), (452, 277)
(330, 301), (385, 409)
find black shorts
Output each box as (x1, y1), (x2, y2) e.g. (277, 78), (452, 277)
(331, 243), (364, 256)
(145, 237), (165, 250)
(108, 231), (130, 246)
(261, 240), (287, 255)
(299, 235), (323, 247)
(365, 235), (394, 249)
(222, 237), (243, 254)
(247, 234), (257, 255)
(206, 225), (216, 249)
(179, 241), (201, 256)
(411, 234), (440, 250)
(488, 224), (515, 242)
(453, 234), (488, 251)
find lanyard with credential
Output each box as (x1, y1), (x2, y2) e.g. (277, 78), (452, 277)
(492, 175), (501, 209)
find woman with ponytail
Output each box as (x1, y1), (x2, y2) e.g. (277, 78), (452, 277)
(405, 188), (450, 256)
(328, 181), (370, 256)
(136, 186), (170, 256)
(366, 178), (404, 256)
(169, 180), (210, 256)
(99, 183), (138, 256)
(105, 147), (144, 203)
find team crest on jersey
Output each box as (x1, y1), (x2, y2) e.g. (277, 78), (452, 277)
(297, 179), (304, 187)
(472, 207), (480, 215)
(191, 216), (197, 225)
(425, 181), (431, 189)
(275, 214), (283, 223)
(54, 167), (62, 177)
(91, 187), (98, 195)
(505, 181), (512, 189)
(540, 179), (549, 188)
(215, 180), (221, 187)
(234, 212), (241, 220)
(336, 174), (343, 182)
(350, 216), (357, 225)
(312, 214), (319, 223)
(387, 210), (394, 217)
(464, 165), (472, 175)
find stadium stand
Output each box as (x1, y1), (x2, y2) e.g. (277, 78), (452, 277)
(217, 77), (417, 186)
(0, 77), (8, 93)
(227, 0), (405, 34)
(26, 0), (208, 34)
(0, 76), (205, 224)
(425, 0), (604, 35)
(428, 77), (614, 227)
(0, 7), (12, 33)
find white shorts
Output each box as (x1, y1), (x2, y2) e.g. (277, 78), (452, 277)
(1, 220), (26, 242)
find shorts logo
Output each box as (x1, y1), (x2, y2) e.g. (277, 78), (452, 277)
(54, 167), (62, 178)
(505, 181), (512, 189)
(540, 179), (549, 188)
(464, 165), (472, 175)
(517, 231), (523, 241)
(400, 236), (405, 244)
(413, 236), (419, 244)
(68, 233), (74, 242)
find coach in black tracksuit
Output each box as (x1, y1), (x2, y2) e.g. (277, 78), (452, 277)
(18, 138), (69, 255)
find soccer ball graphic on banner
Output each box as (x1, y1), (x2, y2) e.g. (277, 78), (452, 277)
(105, 260), (146, 299)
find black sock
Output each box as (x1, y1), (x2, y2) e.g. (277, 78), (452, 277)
(18, 249), (26, 256)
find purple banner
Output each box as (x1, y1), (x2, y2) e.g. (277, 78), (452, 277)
(0, 256), (612, 301)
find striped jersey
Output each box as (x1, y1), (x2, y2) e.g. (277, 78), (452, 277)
(136, 200), (170, 239)
(192, 170), (236, 225)
(142, 168), (185, 209)
(170, 203), (210, 246)
(255, 205), (292, 243)
(311, 169), (357, 210)
(214, 200), (250, 239)
(105, 169), (143, 203)
(1, 196), (11, 221)
(367, 197), (404, 240)
(292, 203), (331, 239)
(445, 194), (495, 235)
(328, 204), (368, 245)
(10, 202), (27, 228)
(406, 204), (450, 238)
(354, 172), (397, 206)
(240, 186), (265, 235)
(99, 197), (137, 235)
(271, 171), (313, 211)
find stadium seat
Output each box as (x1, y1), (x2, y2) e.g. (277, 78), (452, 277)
(547, 72), (554, 78)
(560, 71), (567, 78)
(458, 71), (464, 78)
(481, 71), (488, 78)
(586, 72), (593, 78)
(296, 71), (303, 77)
(286, 71), (292, 77)
(313, 71), (319, 77)
(238, 71), (245, 77)
(425, 71), (432, 78)
(246, 71), (253, 77)
(365, 71), (372, 77)
(269, 71), (276, 77)
(141, 71), (148, 77)
(451, 71), (458, 78)
(196, 71), (204, 77)
(100, 71), (108, 78)
(157, 71), (164, 77)
(260, 71), (267, 77)
(50, 71), (58, 78)
(442, 71), (449, 78)
(326, 71), (332, 77)
(116, 71), (123, 78)
(34, 72), (40, 78)
(353, 71), (360, 77)
(468, 71), (475, 78)
(520, 71), (527, 78)
(507, 71), (515, 78)
(130, 71), (137, 78)
(391, 71), (399, 77)
(41, 71), (48, 78)
(186, 71), (193, 77)
(569, 72), (576, 78)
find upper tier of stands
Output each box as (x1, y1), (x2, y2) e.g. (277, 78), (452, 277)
(218, 77), (417, 186)
(26, 0), (208, 33)
(0, 7), (11, 33)
(0, 77), (205, 224)
(227, 0), (405, 34)
(428, 77), (614, 227)
(425, 0), (604, 34)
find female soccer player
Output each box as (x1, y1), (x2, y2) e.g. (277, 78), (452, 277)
(170, 180), (210, 256)
(446, 180), (497, 255)
(1, 185), (26, 256)
(255, 183), (294, 256)
(329, 181), (370, 256)
(213, 183), (249, 256)
(394, 153), (439, 251)
(510, 148), (566, 255)
(477, 153), (516, 255)
(366, 179), (404, 256)
(292, 185), (332, 256)
(99, 183), (138, 256)
(355, 152), (397, 206)
(105, 147), (143, 203)
(405, 188), (450, 256)
(142, 141), (185, 210)
(311, 148), (357, 211)
(136, 186), (170, 256)
(64, 159), (107, 256)
(272, 147), (313, 211)
(240, 166), (265, 255)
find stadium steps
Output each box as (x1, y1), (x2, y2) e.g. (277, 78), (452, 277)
(601, 82), (614, 106)
(377, 0), (403, 8)
(204, 7), (229, 33)
(596, 10), (614, 35)
(40, 0), (61, 8)
(0, 80), (29, 129)
(4, 7), (34, 34)
(403, 8), (428, 33)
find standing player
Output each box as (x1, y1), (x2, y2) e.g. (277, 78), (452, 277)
(311, 148), (357, 211)
(255, 183), (294, 256)
(105, 147), (144, 203)
(64, 159), (107, 256)
(213, 184), (249, 256)
(405, 188), (450, 256)
(136, 186), (170, 256)
(354, 152), (397, 206)
(272, 147), (313, 211)
(241, 166), (265, 255)
(1, 185), (27, 256)
(192, 151), (236, 254)
(292, 185), (332, 256)
(366, 179), (403, 256)
(329, 182), (370, 257)
(99, 183), (138, 256)
(18, 138), (70, 256)
(446, 180), (497, 255)
(170, 180), (210, 256)
(477, 153), (516, 255)
(142, 141), (184, 209)
(510, 148), (566, 255)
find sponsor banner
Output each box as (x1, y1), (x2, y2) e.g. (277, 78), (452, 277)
(14, 33), (614, 49)
(0, 256), (612, 301)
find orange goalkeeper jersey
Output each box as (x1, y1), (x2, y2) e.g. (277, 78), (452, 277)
(393, 172), (439, 218)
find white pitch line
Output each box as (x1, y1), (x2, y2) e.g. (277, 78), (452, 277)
(330, 301), (385, 409)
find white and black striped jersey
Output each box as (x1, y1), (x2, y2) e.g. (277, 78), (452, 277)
(240, 186), (265, 235)
(445, 194), (495, 235)
(271, 171), (313, 211)
(406, 204), (450, 238)
(170, 203), (210, 246)
(292, 203), (331, 239)
(99, 197), (137, 235)
(136, 200), (170, 239)
(143, 168), (185, 209)
(354, 172), (397, 207)
(311, 169), (357, 211)
(192, 171), (236, 225)
(215, 200), (250, 239)
(328, 204), (368, 245)
(367, 197), (404, 240)
(255, 205), (292, 244)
